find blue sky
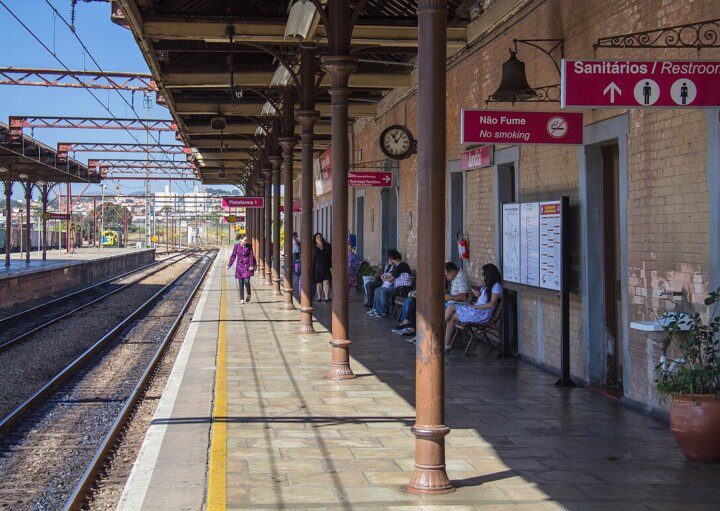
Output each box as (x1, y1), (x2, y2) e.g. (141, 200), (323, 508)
(1, 0), (235, 198)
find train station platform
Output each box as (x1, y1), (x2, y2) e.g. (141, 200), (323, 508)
(0, 247), (155, 310)
(118, 248), (720, 510)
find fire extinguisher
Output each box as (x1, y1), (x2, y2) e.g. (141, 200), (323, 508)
(456, 230), (469, 260)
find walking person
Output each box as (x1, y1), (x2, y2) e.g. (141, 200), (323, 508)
(312, 232), (332, 302)
(228, 234), (256, 304)
(291, 232), (301, 276)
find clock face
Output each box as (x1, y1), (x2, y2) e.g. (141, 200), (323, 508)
(380, 125), (414, 160)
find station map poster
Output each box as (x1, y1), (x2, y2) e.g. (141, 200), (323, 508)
(502, 199), (563, 292)
(502, 203), (521, 283)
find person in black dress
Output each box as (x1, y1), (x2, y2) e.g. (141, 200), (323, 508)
(312, 232), (332, 302)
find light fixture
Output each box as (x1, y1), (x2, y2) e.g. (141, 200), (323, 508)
(489, 50), (536, 103)
(270, 66), (291, 87)
(261, 102), (277, 116)
(18, 173), (28, 180)
(285, 0), (317, 39)
(232, 85), (243, 100)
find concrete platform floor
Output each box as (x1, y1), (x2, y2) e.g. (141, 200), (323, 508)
(0, 246), (152, 279)
(118, 248), (720, 510)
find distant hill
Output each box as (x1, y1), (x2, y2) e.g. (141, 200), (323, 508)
(205, 187), (239, 196)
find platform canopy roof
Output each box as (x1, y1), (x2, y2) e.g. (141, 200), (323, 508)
(113, 0), (472, 186)
(0, 123), (100, 184)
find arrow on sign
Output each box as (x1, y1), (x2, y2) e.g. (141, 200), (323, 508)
(382, 174), (391, 184)
(603, 82), (622, 104)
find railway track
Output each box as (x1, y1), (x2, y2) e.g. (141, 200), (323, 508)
(0, 249), (217, 510)
(0, 251), (194, 352)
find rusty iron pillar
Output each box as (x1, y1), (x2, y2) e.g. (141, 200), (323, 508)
(263, 167), (273, 286)
(280, 136), (297, 310)
(256, 178), (266, 276)
(407, 0), (453, 496)
(4, 171), (11, 267)
(24, 180), (31, 262)
(41, 183), (49, 260)
(322, 0), (356, 380)
(296, 42), (319, 335)
(270, 155), (283, 296)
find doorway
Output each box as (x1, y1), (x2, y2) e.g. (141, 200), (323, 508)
(449, 170), (465, 267)
(498, 161), (519, 354)
(602, 143), (622, 389)
(356, 195), (365, 260)
(381, 160), (398, 256)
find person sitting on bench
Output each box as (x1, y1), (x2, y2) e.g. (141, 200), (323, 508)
(444, 263), (502, 351)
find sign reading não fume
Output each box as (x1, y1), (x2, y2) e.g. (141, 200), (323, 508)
(562, 59), (720, 108)
(460, 110), (584, 145)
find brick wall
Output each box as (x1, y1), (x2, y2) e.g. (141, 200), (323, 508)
(346, 0), (717, 408)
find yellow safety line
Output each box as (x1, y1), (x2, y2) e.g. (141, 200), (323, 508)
(207, 259), (227, 510)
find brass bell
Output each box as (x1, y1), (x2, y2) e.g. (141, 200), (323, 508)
(490, 50), (536, 102)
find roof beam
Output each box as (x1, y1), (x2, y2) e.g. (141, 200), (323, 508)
(142, 19), (467, 49)
(184, 122), (332, 136)
(174, 101), (376, 117)
(162, 72), (411, 89)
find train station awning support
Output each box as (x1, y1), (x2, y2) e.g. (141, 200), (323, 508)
(263, 166), (273, 287)
(3, 170), (11, 267)
(323, 0), (360, 381)
(408, 0), (453, 495)
(270, 154), (283, 296)
(296, 42), (319, 336)
(281, 88), (297, 311)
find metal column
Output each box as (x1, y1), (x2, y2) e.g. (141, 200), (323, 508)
(408, 0), (453, 495)
(271, 155), (283, 295)
(322, 0), (356, 380)
(296, 42), (319, 335)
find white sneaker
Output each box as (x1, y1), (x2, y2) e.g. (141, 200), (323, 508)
(240, 299), (245, 304)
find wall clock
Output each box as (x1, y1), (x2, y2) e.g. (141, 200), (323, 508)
(379, 124), (415, 160)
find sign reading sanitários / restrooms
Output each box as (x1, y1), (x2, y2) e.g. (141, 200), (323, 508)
(562, 59), (720, 108)
(461, 110), (584, 145)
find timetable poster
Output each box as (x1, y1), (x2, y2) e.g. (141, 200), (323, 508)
(520, 202), (540, 287)
(539, 201), (562, 291)
(502, 203), (521, 283)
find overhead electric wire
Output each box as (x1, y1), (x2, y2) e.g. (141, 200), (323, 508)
(0, 1), (196, 194)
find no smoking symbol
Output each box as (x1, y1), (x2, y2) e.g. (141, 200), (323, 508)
(547, 117), (568, 139)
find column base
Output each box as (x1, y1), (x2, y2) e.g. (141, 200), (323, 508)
(281, 299), (296, 311)
(407, 425), (453, 494)
(327, 338), (355, 380)
(406, 466), (454, 495)
(296, 323), (316, 335)
(326, 362), (356, 380)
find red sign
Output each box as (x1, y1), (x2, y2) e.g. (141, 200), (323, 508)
(47, 213), (71, 221)
(461, 110), (583, 145)
(460, 145), (493, 170)
(562, 60), (720, 108)
(221, 196), (264, 208)
(348, 171), (393, 187)
(314, 147), (333, 195)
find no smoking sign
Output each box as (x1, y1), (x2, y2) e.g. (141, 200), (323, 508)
(562, 59), (720, 108)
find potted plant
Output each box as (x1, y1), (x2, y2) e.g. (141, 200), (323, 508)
(655, 288), (720, 462)
(356, 261), (379, 290)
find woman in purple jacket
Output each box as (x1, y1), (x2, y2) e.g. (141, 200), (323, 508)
(228, 235), (256, 304)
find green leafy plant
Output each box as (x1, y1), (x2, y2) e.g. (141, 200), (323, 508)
(655, 288), (720, 397)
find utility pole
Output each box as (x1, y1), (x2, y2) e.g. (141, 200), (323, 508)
(143, 91), (152, 248)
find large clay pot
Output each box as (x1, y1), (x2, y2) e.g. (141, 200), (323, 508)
(669, 394), (720, 462)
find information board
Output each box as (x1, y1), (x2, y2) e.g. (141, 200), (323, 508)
(502, 199), (564, 292)
(502, 203), (521, 283)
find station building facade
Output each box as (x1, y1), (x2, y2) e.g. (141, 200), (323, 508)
(294, 0), (720, 414)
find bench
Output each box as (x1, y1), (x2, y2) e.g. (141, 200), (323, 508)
(449, 296), (503, 356)
(390, 270), (417, 318)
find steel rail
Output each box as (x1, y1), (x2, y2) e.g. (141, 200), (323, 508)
(0, 252), (192, 352)
(63, 249), (217, 511)
(0, 250), (216, 435)
(0, 252), (186, 326)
